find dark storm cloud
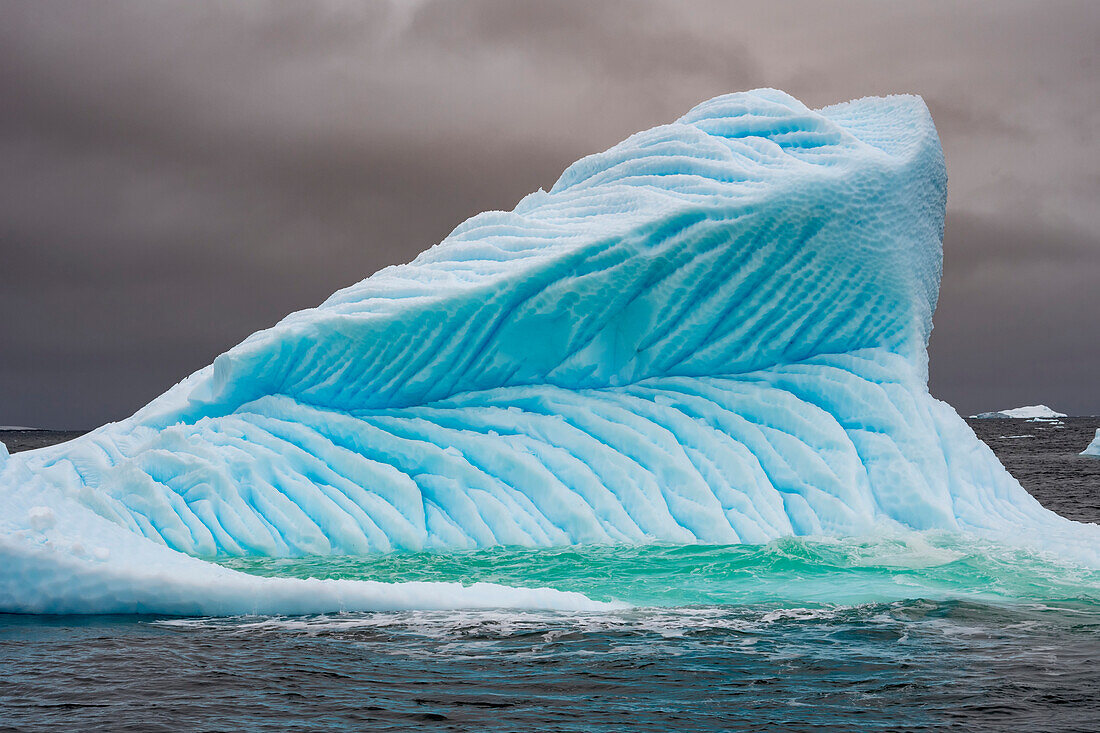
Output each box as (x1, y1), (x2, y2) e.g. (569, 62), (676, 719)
(1, 0), (1098, 428)
(930, 215), (1100, 413)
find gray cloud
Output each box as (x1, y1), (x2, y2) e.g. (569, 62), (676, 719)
(1, 0), (1098, 427)
(929, 214), (1100, 413)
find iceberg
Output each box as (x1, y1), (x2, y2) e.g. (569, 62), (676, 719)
(1082, 429), (1100, 458)
(2, 89), (1097, 615)
(971, 405), (1067, 419)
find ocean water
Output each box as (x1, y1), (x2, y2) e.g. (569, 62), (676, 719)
(2, 417), (1098, 732)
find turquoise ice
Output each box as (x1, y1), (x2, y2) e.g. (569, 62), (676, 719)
(2, 89), (1095, 614)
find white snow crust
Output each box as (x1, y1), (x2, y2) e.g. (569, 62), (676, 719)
(971, 405), (1068, 419)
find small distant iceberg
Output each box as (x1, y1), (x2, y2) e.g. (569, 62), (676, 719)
(1082, 429), (1100, 458)
(971, 405), (1067, 419)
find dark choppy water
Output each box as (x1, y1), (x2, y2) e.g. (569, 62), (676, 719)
(3, 600), (1098, 732)
(967, 416), (1100, 524)
(2, 418), (1099, 732)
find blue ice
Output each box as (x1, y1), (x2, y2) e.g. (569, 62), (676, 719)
(2, 89), (1096, 615)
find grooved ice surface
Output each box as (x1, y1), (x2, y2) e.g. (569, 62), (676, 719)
(1, 90), (1096, 615)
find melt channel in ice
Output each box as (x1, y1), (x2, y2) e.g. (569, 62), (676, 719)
(2, 89), (1097, 616)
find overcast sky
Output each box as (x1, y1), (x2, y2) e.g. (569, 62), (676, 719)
(2, 0), (1098, 429)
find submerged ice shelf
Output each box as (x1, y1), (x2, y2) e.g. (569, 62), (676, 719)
(2, 89), (1097, 615)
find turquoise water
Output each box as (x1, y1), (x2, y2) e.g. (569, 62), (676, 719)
(3, 420), (1099, 731)
(5, 534), (1097, 732)
(217, 532), (1100, 610)
(4, 537), (1098, 732)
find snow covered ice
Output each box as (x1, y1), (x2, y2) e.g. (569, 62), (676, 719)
(971, 405), (1067, 419)
(2, 89), (1097, 615)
